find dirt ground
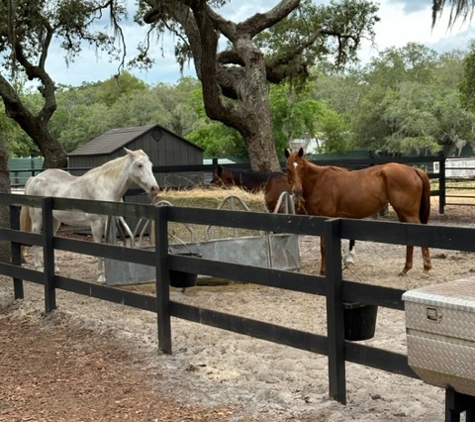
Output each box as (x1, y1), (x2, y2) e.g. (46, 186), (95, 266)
(1, 202), (475, 422)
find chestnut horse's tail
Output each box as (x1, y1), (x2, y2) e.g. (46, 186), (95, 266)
(415, 168), (431, 225)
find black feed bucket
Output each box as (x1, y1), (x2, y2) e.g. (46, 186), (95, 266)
(343, 302), (378, 341)
(169, 252), (201, 288)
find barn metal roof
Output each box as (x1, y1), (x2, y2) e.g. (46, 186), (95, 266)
(68, 124), (203, 156)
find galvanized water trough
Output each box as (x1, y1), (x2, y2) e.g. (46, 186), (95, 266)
(104, 194), (301, 286)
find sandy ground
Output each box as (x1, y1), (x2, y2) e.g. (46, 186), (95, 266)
(1, 204), (475, 421)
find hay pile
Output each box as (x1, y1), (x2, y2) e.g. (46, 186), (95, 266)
(151, 186), (269, 244)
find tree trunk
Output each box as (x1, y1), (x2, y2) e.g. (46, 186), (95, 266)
(24, 125), (67, 169)
(189, 2), (281, 172)
(0, 75), (67, 169)
(0, 135), (11, 263)
(235, 43), (281, 172)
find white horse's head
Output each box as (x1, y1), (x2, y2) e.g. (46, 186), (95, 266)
(124, 148), (160, 197)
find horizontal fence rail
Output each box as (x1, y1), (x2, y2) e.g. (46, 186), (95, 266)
(9, 152), (448, 213)
(1, 190), (471, 406)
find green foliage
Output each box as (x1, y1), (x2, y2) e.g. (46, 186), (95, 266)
(0, 0), (126, 74)
(0, 105), (38, 157)
(255, 0), (379, 79)
(47, 75), (201, 153)
(187, 90), (245, 157)
(94, 72), (148, 107)
(187, 124), (245, 158)
(310, 42), (475, 156)
(317, 107), (353, 153)
(342, 42), (474, 155)
(6, 38), (474, 161)
(56, 103), (111, 152)
(270, 84), (324, 151)
(459, 40), (475, 111)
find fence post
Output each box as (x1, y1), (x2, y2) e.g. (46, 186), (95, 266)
(324, 218), (346, 404)
(438, 151), (446, 215)
(154, 205), (172, 354)
(9, 205), (24, 299)
(42, 197), (56, 314)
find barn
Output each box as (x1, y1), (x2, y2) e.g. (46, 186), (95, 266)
(68, 124), (205, 193)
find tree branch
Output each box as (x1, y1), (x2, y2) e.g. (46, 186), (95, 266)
(205, 0), (300, 40)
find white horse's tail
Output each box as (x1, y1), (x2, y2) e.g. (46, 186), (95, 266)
(20, 205), (31, 233)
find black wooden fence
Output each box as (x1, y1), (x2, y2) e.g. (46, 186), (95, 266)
(9, 152), (449, 213)
(1, 191), (475, 410)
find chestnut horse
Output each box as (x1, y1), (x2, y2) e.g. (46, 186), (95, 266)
(285, 148), (431, 276)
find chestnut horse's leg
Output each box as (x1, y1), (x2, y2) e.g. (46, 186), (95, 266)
(421, 246), (432, 276)
(396, 214), (432, 277)
(399, 245), (414, 276)
(399, 245), (432, 277)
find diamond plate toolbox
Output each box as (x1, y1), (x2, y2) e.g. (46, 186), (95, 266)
(402, 277), (475, 396)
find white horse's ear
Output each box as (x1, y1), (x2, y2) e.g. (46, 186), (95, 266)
(124, 147), (133, 155)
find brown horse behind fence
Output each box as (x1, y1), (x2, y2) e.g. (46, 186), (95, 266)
(285, 148), (432, 276)
(211, 165), (292, 212)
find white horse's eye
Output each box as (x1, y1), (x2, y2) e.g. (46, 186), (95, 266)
(138, 164), (143, 169)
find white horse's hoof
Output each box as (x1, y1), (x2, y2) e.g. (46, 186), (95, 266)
(344, 250), (356, 266)
(97, 275), (106, 284)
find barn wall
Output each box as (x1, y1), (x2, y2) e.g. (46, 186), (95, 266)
(155, 130), (203, 189)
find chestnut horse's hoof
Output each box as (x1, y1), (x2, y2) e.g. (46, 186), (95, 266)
(398, 271), (408, 277)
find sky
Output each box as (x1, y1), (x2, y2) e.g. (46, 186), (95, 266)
(44, 0), (475, 87)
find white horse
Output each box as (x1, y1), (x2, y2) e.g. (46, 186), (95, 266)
(21, 148), (160, 283)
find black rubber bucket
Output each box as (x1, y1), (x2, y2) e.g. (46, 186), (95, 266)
(343, 302), (378, 341)
(169, 252), (200, 288)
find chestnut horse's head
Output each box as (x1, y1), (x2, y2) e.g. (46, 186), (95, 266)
(284, 147), (306, 196)
(210, 165), (234, 187)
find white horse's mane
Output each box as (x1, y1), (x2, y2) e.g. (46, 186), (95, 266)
(83, 152), (131, 181)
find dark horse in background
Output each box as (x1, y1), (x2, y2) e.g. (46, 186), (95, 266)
(285, 147), (432, 276)
(211, 165), (293, 213)
(211, 164), (357, 265)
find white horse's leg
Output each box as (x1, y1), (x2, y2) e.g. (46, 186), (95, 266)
(91, 219), (106, 283)
(29, 209), (61, 273)
(29, 208), (43, 271)
(52, 219), (61, 272)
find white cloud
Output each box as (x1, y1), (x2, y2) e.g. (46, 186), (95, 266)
(359, 0), (474, 62)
